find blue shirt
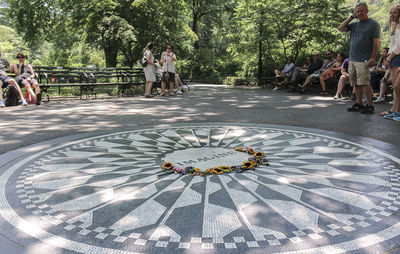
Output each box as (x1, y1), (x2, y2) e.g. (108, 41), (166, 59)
(282, 62), (295, 76)
(347, 18), (380, 62)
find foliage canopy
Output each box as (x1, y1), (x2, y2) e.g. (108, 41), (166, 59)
(0, 0), (396, 83)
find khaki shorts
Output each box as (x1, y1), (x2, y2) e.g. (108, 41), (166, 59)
(348, 61), (370, 86)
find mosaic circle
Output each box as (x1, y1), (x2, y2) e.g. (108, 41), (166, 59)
(1, 125), (400, 254)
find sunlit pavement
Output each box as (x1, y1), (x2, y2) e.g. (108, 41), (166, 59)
(0, 84), (399, 254)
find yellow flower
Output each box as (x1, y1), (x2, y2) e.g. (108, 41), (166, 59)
(218, 166), (232, 172)
(211, 167), (222, 174)
(162, 162), (173, 170)
(242, 161), (255, 169)
(234, 147), (243, 151)
(247, 148), (255, 154)
(255, 152), (264, 157)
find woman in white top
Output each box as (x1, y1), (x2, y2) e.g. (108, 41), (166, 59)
(160, 44), (176, 96)
(384, 5), (400, 119)
(143, 42), (158, 98)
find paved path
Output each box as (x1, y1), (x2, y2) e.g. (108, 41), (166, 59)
(0, 84), (399, 254)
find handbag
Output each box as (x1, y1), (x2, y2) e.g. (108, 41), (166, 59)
(140, 56), (148, 67)
(164, 71), (170, 81)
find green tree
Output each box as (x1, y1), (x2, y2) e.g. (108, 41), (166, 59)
(231, 0), (348, 82)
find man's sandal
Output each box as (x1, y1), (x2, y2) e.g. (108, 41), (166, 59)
(380, 110), (393, 116)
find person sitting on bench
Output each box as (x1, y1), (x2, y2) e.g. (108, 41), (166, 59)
(273, 56), (295, 90)
(14, 53), (41, 105)
(0, 50), (27, 107)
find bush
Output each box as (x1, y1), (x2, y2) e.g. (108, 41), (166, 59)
(222, 76), (258, 86)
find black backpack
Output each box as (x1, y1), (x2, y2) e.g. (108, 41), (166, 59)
(5, 85), (20, 106)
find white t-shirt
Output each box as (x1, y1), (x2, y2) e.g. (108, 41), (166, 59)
(161, 51), (176, 73)
(389, 27), (400, 55)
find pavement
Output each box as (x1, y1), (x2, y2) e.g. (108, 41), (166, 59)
(0, 84), (399, 254)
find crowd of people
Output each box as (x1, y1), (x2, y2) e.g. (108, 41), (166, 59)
(142, 42), (185, 98)
(0, 51), (41, 107)
(0, 42), (185, 107)
(2, 2), (400, 121)
(273, 2), (400, 120)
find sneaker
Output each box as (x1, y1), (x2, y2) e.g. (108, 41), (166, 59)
(0, 101), (4, 107)
(347, 103), (364, 112)
(373, 96), (384, 103)
(320, 91), (328, 95)
(361, 104), (374, 114)
(393, 116), (400, 121)
(384, 111), (400, 119)
(389, 100), (394, 105)
(176, 90), (183, 94)
(333, 93), (342, 99)
(21, 98), (28, 106)
(273, 86), (279, 91)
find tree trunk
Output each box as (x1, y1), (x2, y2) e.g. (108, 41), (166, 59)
(192, 12), (200, 49)
(103, 40), (120, 67)
(257, 13), (264, 85)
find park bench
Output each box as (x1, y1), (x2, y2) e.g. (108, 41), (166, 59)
(259, 76), (275, 87)
(150, 72), (191, 94)
(33, 66), (146, 101)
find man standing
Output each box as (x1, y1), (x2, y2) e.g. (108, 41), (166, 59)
(338, 2), (380, 114)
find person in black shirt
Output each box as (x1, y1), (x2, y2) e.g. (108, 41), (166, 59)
(290, 52), (323, 87)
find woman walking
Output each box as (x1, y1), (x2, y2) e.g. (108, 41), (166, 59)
(143, 42), (157, 98)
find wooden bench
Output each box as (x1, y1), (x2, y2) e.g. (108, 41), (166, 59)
(33, 66), (146, 101)
(259, 76), (276, 87)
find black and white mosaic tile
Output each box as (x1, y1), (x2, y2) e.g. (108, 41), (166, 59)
(1, 124), (400, 253)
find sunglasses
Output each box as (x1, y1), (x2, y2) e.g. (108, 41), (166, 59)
(356, 1), (366, 7)
(17, 56), (25, 59)
(167, 47), (172, 49)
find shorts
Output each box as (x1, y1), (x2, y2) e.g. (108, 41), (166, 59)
(391, 55), (400, 67)
(309, 73), (321, 78)
(162, 72), (175, 83)
(0, 74), (10, 88)
(348, 61), (370, 86)
(18, 78), (38, 88)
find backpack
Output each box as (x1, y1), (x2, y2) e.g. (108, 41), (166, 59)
(140, 56), (148, 67)
(5, 85), (20, 106)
